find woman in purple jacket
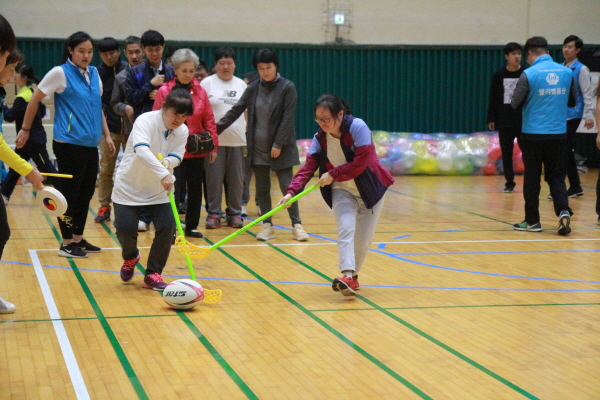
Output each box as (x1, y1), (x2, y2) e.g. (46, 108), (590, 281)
(278, 94), (394, 297)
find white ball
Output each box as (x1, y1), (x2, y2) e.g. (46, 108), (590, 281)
(163, 279), (205, 310)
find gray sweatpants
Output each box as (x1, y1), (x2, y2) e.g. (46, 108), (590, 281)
(114, 202), (175, 276)
(332, 189), (384, 273)
(206, 146), (245, 218)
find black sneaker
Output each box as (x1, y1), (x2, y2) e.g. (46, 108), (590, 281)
(503, 183), (515, 193)
(567, 187), (583, 198)
(73, 239), (101, 253)
(58, 242), (88, 258)
(185, 229), (203, 238)
(558, 211), (571, 236)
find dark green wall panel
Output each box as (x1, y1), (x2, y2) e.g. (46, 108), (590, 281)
(14, 38), (571, 139)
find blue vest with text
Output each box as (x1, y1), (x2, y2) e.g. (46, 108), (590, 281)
(566, 59), (584, 120)
(522, 55), (572, 135)
(54, 62), (103, 147)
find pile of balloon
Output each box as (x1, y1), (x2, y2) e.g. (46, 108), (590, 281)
(296, 131), (524, 176)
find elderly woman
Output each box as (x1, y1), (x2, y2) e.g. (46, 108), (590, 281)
(216, 48), (308, 241)
(152, 48), (218, 238)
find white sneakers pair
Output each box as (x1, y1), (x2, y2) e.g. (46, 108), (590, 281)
(256, 223), (309, 241)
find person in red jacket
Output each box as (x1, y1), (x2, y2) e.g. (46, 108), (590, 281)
(153, 48), (218, 238)
(278, 94), (393, 297)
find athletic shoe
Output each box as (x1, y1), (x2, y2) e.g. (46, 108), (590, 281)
(227, 217), (244, 229)
(503, 183), (515, 193)
(353, 275), (360, 290)
(0, 296), (16, 314)
(256, 205), (262, 216)
(332, 275), (358, 296)
(120, 253), (140, 282)
(185, 229), (203, 238)
(138, 220), (149, 232)
(73, 239), (101, 253)
(2, 195), (9, 205)
(205, 215), (221, 229)
(142, 273), (167, 291)
(241, 204), (247, 217)
(58, 242), (88, 258)
(558, 210), (571, 236)
(597, 216), (600, 226)
(178, 204), (187, 214)
(567, 187), (584, 198)
(94, 205), (111, 223)
(547, 194), (553, 200)
(221, 211), (227, 220)
(292, 224), (309, 241)
(256, 222), (275, 240)
(513, 221), (542, 232)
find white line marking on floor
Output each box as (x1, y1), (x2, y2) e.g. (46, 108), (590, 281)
(30, 250), (90, 400)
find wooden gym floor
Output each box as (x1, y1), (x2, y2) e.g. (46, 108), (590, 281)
(0, 171), (599, 400)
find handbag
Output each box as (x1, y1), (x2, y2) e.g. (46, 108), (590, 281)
(186, 132), (214, 155)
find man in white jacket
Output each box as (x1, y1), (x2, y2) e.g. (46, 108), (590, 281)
(113, 88), (190, 290)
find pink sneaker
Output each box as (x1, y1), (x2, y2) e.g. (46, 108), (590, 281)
(353, 275), (360, 290)
(142, 273), (168, 291)
(120, 253), (140, 282)
(332, 275), (358, 296)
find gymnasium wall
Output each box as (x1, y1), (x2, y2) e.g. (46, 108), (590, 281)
(3, 0), (600, 45)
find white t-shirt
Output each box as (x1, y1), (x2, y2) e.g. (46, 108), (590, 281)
(112, 110), (187, 206)
(201, 74), (247, 146)
(326, 133), (360, 197)
(37, 59), (103, 96)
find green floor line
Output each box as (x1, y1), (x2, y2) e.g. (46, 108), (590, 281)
(0, 313), (181, 324)
(42, 213), (149, 400)
(248, 231), (540, 400)
(309, 302), (600, 312)
(205, 236), (433, 400)
(91, 208), (259, 400)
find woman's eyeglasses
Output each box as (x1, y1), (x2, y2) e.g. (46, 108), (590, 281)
(314, 117), (333, 124)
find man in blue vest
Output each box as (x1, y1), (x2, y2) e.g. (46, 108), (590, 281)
(558, 35), (595, 198)
(510, 36), (576, 235)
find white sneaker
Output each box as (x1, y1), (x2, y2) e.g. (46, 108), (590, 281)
(241, 204), (247, 217)
(0, 296), (16, 314)
(2, 195), (8, 205)
(138, 220), (149, 232)
(292, 223), (309, 241)
(256, 222), (275, 241)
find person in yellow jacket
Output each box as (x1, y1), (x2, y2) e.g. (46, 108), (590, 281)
(0, 45), (45, 314)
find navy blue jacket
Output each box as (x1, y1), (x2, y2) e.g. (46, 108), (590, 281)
(125, 60), (174, 119)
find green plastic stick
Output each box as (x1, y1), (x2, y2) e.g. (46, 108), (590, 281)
(159, 153), (196, 280)
(208, 182), (320, 251)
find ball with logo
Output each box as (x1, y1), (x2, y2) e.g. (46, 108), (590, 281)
(162, 279), (205, 310)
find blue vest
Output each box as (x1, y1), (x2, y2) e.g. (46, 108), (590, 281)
(566, 59), (584, 120)
(522, 55), (573, 135)
(54, 62), (103, 147)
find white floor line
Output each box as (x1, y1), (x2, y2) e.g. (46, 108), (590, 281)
(29, 250), (90, 400)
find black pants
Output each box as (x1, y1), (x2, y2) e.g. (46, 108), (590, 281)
(173, 162), (187, 206)
(498, 128), (521, 185)
(114, 202), (175, 275)
(520, 137), (572, 224)
(182, 157), (205, 231)
(0, 198), (10, 259)
(253, 164), (301, 226)
(1, 143), (58, 198)
(53, 141), (98, 239)
(566, 119), (582, 189)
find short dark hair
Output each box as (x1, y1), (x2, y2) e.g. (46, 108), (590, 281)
(141, 30), (165, 47)
(164, 46), (180, 61)
(252, 48), (279, 69)
(197, 60), (209, 72)
(214, 47), (236, 63)
(0, 13), (15, 54)
(503, 42), (522, 55)
(523, 36), (548, 56)
(96, 37), (120, 53)
(563, 35), (583, 50)
(5, 48), (24, 65)
(314, 94), (352, 117)
(125, 36), (141, 47)
(163, 87), (194, 116)
(62, 31), (93, 63)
